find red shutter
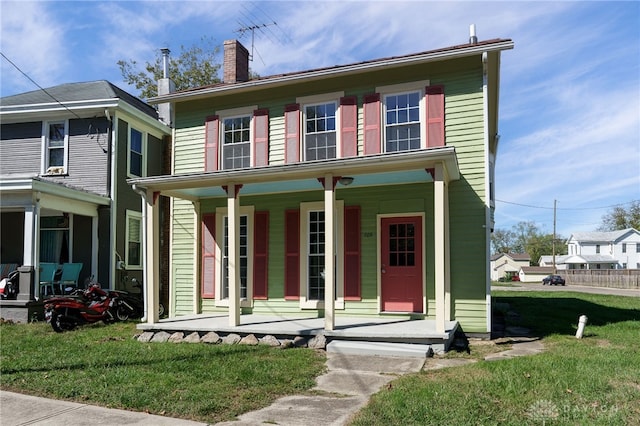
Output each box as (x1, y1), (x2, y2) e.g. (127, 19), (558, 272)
(344, 206), (361, 300)
(284, 104), (300, 163)
(340, 96), (358, 157)
(284, 209), (300, 299)
(201, 213), (216, 298)
(425, 85), (445, 148)
(253, 211), (269, 299)
(204, 115), (219, 171)
(253, 109), (269, 167)
(363, 94), (381, 155)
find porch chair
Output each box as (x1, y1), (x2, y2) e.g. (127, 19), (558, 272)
(58, 262), (83, 293)
(39, 263), (59, 298)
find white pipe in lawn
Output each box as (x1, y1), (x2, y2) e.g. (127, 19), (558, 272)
(576, 314), (588, 339)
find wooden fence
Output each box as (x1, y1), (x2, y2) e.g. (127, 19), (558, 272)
(562, 269), (640, 289)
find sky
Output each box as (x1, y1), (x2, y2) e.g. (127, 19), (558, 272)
(1, 1), (638, 238)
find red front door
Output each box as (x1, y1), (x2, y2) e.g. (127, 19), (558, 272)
(381, 216), (423, 312)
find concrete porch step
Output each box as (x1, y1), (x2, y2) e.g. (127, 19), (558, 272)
(326, 340), (433, 358)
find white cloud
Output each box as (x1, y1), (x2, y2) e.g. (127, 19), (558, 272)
(0, 2), (68, 94)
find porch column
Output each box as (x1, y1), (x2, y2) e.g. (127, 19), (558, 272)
(145, 190), (160, 324)
(324, 174), (336, 331)
(433, 164), (451, 333)
(24, 204), (38, 299)
(227, 184), (241, 327)
(23, 204), (36, 268)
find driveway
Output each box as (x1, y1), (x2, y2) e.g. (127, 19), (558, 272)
(492, 283), (639, 297)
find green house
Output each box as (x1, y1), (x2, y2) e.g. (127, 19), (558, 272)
(129, 37), (513, 340)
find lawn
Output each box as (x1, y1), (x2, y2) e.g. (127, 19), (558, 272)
(2, 292), (638, 425)
(350, 291), (640, 426)
(0, 321), (326, 424)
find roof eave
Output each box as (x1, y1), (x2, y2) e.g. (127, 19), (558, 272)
(148, 39), (514, 105)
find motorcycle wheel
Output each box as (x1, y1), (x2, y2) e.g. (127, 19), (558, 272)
(50, 312), (75, 333)
(116, 304), (131, 321)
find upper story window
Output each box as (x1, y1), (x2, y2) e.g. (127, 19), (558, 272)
(304, 102), (337, 161)
(43, 120), (68, 174)
(222, 115), (251, 169)
(622, 243), (627, 253)
(596, 244), (600, 254)
(384, 91), (421, 152)
(129, 127), (144, 177)
(636, 244), (640, 253)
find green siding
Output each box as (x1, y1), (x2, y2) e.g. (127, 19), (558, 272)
(169, 57), (491, 332)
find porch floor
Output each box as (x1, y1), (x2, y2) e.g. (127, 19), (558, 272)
(137, 314), (458, 349)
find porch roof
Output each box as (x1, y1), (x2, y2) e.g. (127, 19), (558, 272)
(128, 147), (459, 200)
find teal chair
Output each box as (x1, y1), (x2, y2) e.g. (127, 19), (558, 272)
(39, 263), (59, 298)
(58, 263), (83, 293)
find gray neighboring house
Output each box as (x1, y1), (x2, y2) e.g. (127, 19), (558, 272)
(0, 81), (171, 305)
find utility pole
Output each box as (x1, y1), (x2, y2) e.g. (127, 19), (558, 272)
(552, 199), (557, 274)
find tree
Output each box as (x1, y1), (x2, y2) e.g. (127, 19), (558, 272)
(491, 221), (566, 265)
(598, 201), (640, 231)
(490, 229), (515, 254)
(118, 36), (222, 100)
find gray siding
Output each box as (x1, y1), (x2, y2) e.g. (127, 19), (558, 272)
(0, 122), (42, 174)
(42, 118), (110, 195)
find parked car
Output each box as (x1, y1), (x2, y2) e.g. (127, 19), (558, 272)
(542, 275), (565, 286)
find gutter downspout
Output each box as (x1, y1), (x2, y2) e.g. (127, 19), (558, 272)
(482, 51), (493, 335)
(132, 184), (148, 322)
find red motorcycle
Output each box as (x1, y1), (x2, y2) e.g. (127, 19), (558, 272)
(44, 283), (121, 332)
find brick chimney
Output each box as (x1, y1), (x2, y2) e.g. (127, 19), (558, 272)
(223, 40), (249, 84)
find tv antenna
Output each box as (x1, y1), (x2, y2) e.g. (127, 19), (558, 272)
(235, 21), (277, 63)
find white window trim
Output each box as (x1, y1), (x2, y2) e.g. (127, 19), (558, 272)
(214, 205), (255, 308)
(376, 80), (430, 152)
(216, 105), (257, 170)
(297, 92), (344, 160)
(125, 210), (143, 270)
(127, 126), (146, 178)
(41, 120), (69, 174)
(299, 200), (345, 310)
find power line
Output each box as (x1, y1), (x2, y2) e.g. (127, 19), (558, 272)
(1, 51), (83, 121)
(496, 199), (638, 211)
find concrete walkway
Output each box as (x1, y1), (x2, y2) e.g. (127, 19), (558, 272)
(0, 391), (208, 426)
(215, 354), (425, 426)
(0, 354), (424, 426)
(1, 342), (544, 426)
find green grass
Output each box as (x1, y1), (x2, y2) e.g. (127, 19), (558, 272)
(3, 292), (639, 425)
(350, 291), (640, 426)
(0, 321), (326, 423)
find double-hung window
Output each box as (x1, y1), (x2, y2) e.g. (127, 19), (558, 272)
(43, 120), (68, 173)
(125, 210), (142, 269)
(129, 127), (144, 177)
(304, 102), (337, 161)
(213, 206), (255, 307)
(222, 215), (248, 299)
(384, 91), (421, 152)
(307, 210), (326, 300)
(222, 115), (251, 169)
(298, 201), (345, 309)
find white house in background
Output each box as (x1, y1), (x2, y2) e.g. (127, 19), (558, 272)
(565, 228), (640, 270)
(538, 255), (569, 270)
(490, 253), (530, 281)
(518, 266), (553, 283)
